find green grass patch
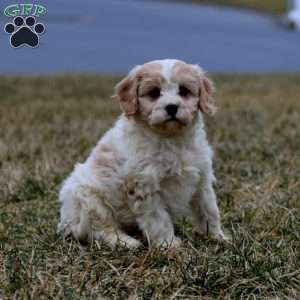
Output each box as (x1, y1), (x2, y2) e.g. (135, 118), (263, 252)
(170, 0), (287, 14)
(1, 74), (300, 299)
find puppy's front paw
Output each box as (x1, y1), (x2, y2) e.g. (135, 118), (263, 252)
(196, 225), (230, 242)
(92, 231), (142, 249)
(170, 236), (182, 248)
(154, 236), (182, 249)
(57, 222), (71, 237)
(211, 230), (231, 242)
(119, 236), (143, 249)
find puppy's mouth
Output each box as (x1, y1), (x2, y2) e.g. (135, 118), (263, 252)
(165, 117), (186, 126)
(166, 117), (179, 122)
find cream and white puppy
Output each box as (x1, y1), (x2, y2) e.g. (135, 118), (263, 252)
(57, 59), (226, 248)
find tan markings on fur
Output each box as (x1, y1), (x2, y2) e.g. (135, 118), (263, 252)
(136, 63), (164, 118)
(172, 61), (198, 80)
(169, 61), (200, 117)
(99, 144), (111, 152)
(199, 76), (216, 115)
(136, 62), (163, 96)
(94, 152), (115, 169)
(114, 76), (138, 116)
(173, 61), (216, 115)
(124, 179), (148, 201)
(137, 75), (164, 97)
(114, 62), (162, 117)
(92, 144), (115, 168)
(139, 61), (162, 74)
(172, 61), (199, 95)
(88, 143), (121, 185)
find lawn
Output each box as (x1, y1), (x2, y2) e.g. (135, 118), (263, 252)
(171, 0), (288, 14)
(0, 74), (300, 299)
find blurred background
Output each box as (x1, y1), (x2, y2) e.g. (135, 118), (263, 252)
(1, 0), (300, 73)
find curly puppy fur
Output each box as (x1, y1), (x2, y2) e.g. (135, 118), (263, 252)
(57, 59), (226, 248)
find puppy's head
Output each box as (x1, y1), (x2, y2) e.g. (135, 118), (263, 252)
(114, 59), (216, 135)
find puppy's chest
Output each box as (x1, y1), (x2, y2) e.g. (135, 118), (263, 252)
(132, 142), (192, 166)
(157, 154), (201, 216)
(121, 146), (202, 217)
(159, 153), (200, 182)
(132, 147), (201, 190)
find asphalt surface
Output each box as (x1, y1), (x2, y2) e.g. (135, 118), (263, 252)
(0, 0), (299, 74)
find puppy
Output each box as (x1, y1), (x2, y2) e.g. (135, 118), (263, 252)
(57, 59), (226, 248)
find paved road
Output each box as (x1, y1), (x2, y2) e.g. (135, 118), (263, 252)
(0, 0), (299, 74)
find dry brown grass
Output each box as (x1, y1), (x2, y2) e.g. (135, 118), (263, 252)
(0, 74), (300, 299)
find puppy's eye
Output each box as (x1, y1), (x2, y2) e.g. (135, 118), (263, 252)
(179, 86), (191, 97)
(148, 87), (161, 100)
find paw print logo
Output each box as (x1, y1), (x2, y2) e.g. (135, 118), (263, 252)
(4, 16), (45, 48)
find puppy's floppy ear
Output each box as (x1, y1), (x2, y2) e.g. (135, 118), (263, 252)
(194, 66), (217, 115)
(199, 76), (217, 115)
(113, 67), (140, 116)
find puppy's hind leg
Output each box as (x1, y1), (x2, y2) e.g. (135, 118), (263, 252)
(58, 181), (141, 249)
(57, 183), (90, 240)
(87, 197), (142, 249)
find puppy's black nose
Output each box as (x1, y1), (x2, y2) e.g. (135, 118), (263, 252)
(165, 104), (178, 117)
